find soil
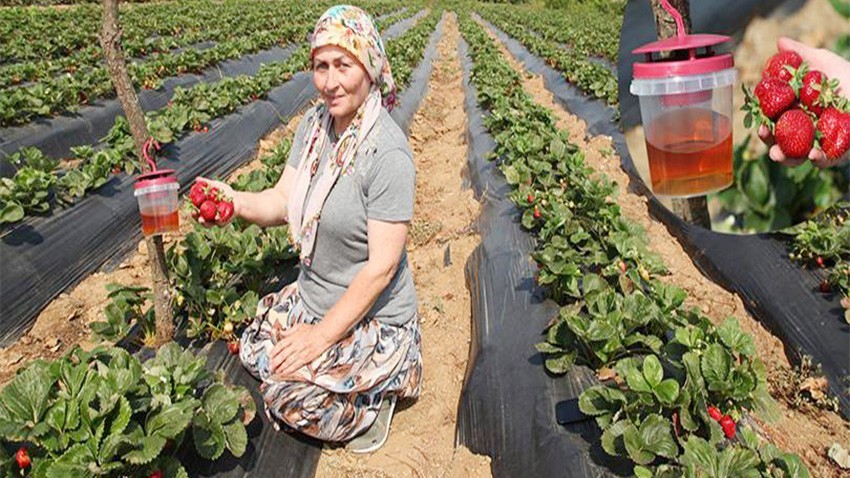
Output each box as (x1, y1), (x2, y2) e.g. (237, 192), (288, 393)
(479, 17), (850, 478)
(315, 13), (491, 478)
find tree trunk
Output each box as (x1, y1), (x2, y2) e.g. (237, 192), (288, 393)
(650, 0), (692, 41)
(101, 0), (174, 346)
(649, 0), (712, 229)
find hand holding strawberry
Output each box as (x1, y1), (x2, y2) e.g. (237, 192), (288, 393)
(187, 177), (239, 226)
(747, 38), (850, 168)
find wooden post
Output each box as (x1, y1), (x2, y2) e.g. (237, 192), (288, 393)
(649, 0), (712, 229)
(101, 0), (174, 346)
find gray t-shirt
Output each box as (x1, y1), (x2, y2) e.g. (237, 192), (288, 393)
(286, 106), (417, 325)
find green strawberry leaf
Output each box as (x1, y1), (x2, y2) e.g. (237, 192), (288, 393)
(600, 419), (629, 457)
(193, 413), (226, 460)
(123, 434), (167, 465)
(716, 318), (756, 357)
(654, 379), (680, 405)
(701, 343), (733, 391)
(223, 420), (248, 457)
(642, 355), (663, 389)
(202, 384), (239, 424)
(46, 443), (96, 478)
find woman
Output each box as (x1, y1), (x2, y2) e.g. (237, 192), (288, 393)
(196, 5), (421, 453)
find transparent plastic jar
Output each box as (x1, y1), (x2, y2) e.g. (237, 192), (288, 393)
(134, 173), (179, 236)
(631, 35), (738, 197)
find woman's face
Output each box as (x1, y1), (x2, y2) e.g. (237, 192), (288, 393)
(312, 45), (372, 127)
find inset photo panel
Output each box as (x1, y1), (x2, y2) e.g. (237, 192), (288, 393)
(618, 0), (850, 234)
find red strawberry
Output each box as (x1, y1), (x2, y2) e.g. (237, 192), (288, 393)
(817, 107), (850, 160)
(149, 471), (163, 478)
(820, 279), (831, 293)
(618, 261), (627, 273)
(754, 77), (797, 120)
(762, 51), (802, 82)
(199, 200), (218, 222)
(533, 207), (541, 219)
(800, 70), (827, 116)
(217, 201), (234, 223)
(190, 180), (207, 196)
(189, 189), (206, 208)
(707, 406), (722, 421)
(719, 415), (736, 439)
(816, 256), (825, 267)
(15, 447), (30, 469)
(526, 194), (534, 204)
(228, 341), (240, 355)
(775, 109), (815, 158)
(206, 187), (220, 202)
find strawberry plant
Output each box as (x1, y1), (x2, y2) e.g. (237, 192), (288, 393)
(459, 12), (809, 475)
(0, 148), (59, 224)
(0, 343), (256, 478)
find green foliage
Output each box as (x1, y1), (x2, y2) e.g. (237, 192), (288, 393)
(0, 344), (255, 477)
(711, 137), (848, 233)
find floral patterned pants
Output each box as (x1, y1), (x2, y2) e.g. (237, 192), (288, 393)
(239, 282), (422, 442)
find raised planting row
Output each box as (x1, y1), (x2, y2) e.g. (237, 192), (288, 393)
(1, 1), (314, 90)
(86, 9), (445, 346)
(0, 5), (427, 226)
(474, 8), (618, 107)
(478, 2), (620, 63)
(0, 0), (410, 126)
(0, 343), (256, 478)
(2, 1), (201, 64)
(458, 12), (809, 477)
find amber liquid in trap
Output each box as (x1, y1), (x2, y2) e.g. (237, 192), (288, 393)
(645, 108), (733, 197)
(141, 209), (179, 236)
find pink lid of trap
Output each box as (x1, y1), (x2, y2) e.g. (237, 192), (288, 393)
(134, 169), (177, 190)
(631, 0), (734, 79)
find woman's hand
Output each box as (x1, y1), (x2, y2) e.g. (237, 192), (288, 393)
(193, 177), (240, 227)
(757, 38), (850, 168)
(269, 322), (336, 380)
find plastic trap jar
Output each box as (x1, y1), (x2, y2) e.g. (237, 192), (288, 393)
(630, 34), (737, 198)
(134, 170), (179, 236)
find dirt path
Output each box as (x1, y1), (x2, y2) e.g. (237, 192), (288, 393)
(479, 19), (850, 477)
(314, 13), (492, 478)
(0, 112), (307, 386)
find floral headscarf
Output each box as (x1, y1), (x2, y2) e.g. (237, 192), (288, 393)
(288, 5), (396, 266)
(309, 4), (397, 110)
